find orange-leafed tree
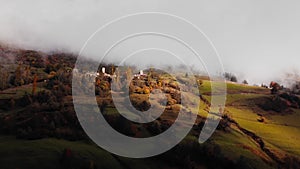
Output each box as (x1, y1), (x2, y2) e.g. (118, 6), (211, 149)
(96, 78), (101, 86)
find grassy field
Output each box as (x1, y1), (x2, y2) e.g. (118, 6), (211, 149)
(0, 135), (202, 169)
(0, 79), (299, 168)
(211, 130), (274, 169)
(0, 84), (45, 99)
(197, 80), (300, 165)
(0, 136), (123, 169)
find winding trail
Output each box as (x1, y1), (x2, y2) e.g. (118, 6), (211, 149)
(225, 115), (288, 166)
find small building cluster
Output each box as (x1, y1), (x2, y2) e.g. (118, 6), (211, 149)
(101, 67), (116, 78)
(134, 70), (147, 79)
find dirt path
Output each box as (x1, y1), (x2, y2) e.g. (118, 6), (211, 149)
(226, 115), (299, 167)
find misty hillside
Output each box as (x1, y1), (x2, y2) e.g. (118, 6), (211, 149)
(0, 45), (300, 169)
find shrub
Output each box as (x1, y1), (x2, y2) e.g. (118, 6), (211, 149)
(224, 72), (238, 82)
(143, 87), (150, 94)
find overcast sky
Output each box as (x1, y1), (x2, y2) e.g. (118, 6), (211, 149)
(1, 0), (300, 84)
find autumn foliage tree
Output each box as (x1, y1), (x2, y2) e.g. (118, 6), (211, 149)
(269, 81), (281, 94)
